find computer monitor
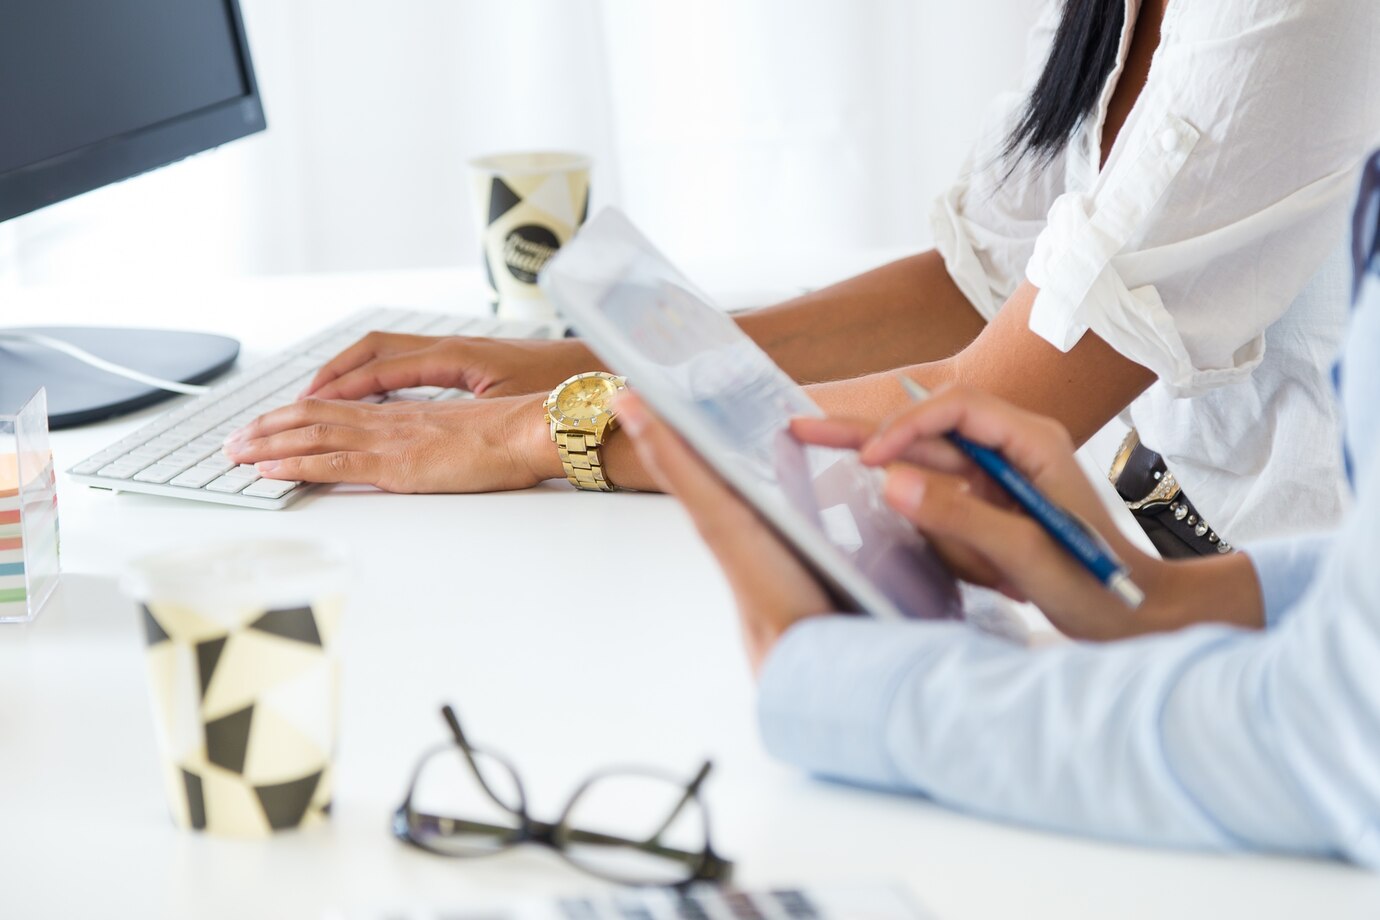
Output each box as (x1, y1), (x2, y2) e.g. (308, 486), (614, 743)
(0, 0), (266, 428)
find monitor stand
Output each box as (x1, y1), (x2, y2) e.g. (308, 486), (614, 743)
(0, 326), (239, 429)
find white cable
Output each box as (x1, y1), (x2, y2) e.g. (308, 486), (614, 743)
(0, 331), (211, 396)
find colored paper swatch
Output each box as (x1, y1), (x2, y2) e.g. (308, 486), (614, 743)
(0, 455), (21, 615)
(2, 388), (60, 623)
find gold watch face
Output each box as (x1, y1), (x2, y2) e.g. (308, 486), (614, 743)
(551, 373), (623, 426)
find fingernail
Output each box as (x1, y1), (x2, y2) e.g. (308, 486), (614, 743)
(256, 460), (280, 473)
(618, 397), (647, 436)
(884, 469), (925, 512)
(224, 426), (247, 444)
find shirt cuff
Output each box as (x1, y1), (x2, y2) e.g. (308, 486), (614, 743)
(930, 183), (1004, 322)
(1020, 112), (1261, 398)
(1243, 533), (1334, 628)
(757, 615), (970, 790)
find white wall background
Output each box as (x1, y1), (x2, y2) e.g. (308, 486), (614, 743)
(1, 0), (1039, 290)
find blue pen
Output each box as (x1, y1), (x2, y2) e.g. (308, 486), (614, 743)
(897, 376), (1145, 609)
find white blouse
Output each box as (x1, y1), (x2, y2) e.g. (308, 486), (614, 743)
(932, 0), (1380, 543)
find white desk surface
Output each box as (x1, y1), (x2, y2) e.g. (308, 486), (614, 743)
(3, 265), (1378, 919)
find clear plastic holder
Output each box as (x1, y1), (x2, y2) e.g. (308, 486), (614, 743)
(0, 388), (60, 624)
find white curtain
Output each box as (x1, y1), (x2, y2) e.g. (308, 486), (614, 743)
(1, 0), (1039, 290)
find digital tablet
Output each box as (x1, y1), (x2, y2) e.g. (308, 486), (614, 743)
(540, 209), (960, 621)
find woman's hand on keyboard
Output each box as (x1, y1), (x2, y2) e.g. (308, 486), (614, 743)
(300, 332), (601, 401)
(222, 394), (563, 493)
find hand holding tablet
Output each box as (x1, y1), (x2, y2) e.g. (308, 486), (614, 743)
(540, 209), (960, 622)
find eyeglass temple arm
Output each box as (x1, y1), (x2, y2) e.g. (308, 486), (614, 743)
(642, 760), (713, 845)
(597, 759), (730, 880)
(404, 808), (714, 867)
(440, 704), (526, 816)
(405, 811), (515, 839)
(441, 704), (472, 749)
(539, 818), (725, 872)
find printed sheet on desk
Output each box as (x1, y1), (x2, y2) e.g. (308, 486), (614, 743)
(333, 882), (934, 920)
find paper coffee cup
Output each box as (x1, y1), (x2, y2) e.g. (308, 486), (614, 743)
(126, 540), (346, 837)
(470, 151), (591, 322)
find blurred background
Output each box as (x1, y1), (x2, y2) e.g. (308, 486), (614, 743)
(0, 0), (1038, 291)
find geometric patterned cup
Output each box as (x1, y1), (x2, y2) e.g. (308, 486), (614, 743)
(470, 151), (591, 323)
(124, 540), (346, 836)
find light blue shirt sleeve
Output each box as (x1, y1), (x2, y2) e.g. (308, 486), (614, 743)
(1244, 533), (1333, 628)
(758, 472), (1380, 866)
(758, 204), (1380, 863)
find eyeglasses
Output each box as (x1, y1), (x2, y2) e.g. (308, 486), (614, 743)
(392, 705), (734, 887)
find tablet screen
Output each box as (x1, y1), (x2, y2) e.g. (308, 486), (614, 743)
(541, 209), (960, 621)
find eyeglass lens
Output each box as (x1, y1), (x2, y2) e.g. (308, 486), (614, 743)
(557, 770), (710, 885)
(407, 745), (526, 857)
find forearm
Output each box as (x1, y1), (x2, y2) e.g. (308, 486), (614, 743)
(809, 281), (1155, 445)
(1138, 553), (1265, 633)
(735, 251), (986, 383)
(555, 280), (1155, 493)
(587, 369), (952, 493)
(757, 616), (1333, 856)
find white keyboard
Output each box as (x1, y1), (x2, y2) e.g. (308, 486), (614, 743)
(67, 307), (560, 510)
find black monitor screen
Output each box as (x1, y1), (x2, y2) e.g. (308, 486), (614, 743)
(0, 0), (263, 221)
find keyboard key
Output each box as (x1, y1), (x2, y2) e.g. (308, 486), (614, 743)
(71, 457), (110, 475)
(96, 461), (144, 480)
(164, 448), (209, 467)
(437, 316), (486, 335)
(205, 475), (256, 494)
(471, 318), (503, 334)
(127, 444), (172, 461)
(169, 468), (222, 489)
(390, 314), (436, 333)
(241, 478), (300, 499)
(132, 464), (185, 484)
(195, 454), (235, 472)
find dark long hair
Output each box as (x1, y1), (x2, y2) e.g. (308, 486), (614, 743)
(1005, 0), (1127, 164)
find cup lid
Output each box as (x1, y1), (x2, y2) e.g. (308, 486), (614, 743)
(469, 150), (591, 174)
(124, 539), (349, 612)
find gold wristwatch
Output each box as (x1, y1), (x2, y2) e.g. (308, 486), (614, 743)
(542, 372), (629, 492)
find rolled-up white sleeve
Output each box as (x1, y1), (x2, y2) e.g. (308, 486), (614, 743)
(1024, 2), (1380, 397)
(930, 0), (1064, 321)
